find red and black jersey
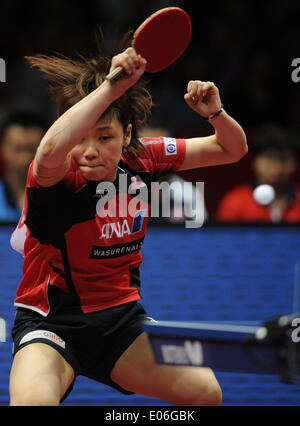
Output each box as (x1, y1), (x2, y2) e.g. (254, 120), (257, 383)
(11, 137), (186, 315)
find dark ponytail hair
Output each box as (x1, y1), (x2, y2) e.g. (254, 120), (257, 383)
(25, 29), (153, 156)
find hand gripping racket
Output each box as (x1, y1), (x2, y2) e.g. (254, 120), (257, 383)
(106, 7), (192, 84)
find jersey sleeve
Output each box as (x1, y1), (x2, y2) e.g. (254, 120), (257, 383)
(123, 137), (186, 179)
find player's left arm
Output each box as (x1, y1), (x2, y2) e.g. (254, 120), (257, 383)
(177, 80), (248, 171)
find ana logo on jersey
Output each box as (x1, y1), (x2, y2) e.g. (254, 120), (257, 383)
(99, 210), (146, 240)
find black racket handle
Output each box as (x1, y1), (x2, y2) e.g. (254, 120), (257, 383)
(105, 66), (125, 84)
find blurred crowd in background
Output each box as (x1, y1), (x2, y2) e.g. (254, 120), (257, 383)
(0, 0), (300, 224)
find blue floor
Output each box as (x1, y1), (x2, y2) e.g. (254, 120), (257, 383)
(1, 225), (300, 406)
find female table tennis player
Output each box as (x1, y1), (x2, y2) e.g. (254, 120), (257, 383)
(9, 32), (247, 406)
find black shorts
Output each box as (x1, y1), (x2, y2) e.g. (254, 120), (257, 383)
(11, 301), (150, 402)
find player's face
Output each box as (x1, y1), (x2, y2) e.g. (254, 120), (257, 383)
(71, 116), (132, 182)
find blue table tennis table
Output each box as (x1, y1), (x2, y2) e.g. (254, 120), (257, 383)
(145, 259), (300, 384)
(144, 315), (300, 383)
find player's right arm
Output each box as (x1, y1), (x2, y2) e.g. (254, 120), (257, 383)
(33, 48), (146, 187)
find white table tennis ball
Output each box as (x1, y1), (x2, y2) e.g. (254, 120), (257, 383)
(253, 184), (275, 205)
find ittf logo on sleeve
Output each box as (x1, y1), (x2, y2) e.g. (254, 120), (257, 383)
(163, 137), (177, 156)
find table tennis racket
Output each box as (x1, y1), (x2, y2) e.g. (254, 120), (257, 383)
(106, 7), (192, 84)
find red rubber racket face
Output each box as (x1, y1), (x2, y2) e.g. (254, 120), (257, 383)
(133, 7), (192, 73)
